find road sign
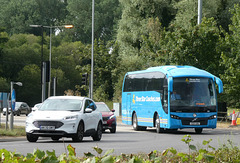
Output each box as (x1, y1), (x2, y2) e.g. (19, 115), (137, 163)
(11, 89), (16, 111)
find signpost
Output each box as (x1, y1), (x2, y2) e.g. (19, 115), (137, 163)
(10, 82), (22, 130)
(11, 89), (16, 111)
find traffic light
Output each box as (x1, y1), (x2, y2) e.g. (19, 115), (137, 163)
(82, 73), (88, 85)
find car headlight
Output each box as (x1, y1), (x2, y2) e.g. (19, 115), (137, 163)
(109, 115), (116, 120)
(63, 115), (78, 120)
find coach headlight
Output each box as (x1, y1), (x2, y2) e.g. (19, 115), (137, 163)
(209, 115), (217, 119)
(170, 114), (180, 119)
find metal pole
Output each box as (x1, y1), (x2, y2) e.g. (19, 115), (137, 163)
(90, 0), (94, 99)
(198, 0), (202, 24)
(53, 77), (56, 96)
(42, 62), (46, 102)
(41, 26), (45, 102)
(10, 82), (13, 130)
(48, 27), (52, 97)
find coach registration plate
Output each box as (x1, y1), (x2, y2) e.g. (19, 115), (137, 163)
(190, 122), (200, 125)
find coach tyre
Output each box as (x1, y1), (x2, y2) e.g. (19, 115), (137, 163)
(26, 133), (38, 142)
(72, 122), (84, 142)
(133, 113), (141, 131)
(195, 128), (203, 134)
(92, 121), (103, 141)
(155, 114), (163, 133)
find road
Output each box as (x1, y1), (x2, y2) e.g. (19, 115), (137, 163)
(0, 114), (240, 157)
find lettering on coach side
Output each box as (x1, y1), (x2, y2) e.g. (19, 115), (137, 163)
(133, 95), (160, 103)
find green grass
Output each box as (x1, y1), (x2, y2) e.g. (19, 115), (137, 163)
(0, 124), (25, 137)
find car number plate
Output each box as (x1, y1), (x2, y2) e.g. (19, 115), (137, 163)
(103, 121), (107, 124)
(40, 126), (55, 130)
(190, 122), (200, 125)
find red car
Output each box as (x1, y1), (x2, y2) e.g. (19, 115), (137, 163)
(95, 102), (117, 133)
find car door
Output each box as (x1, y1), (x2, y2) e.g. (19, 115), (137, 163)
(82, 99), (95, 131)
(88, 100), (99, 129)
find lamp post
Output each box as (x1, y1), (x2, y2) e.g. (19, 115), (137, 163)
(198, 0), (202, 24)
(90, 0), (94, 99)
(47, 25), (73, 97)
(30, 24), (73, 100)
(10, 81), (22, 130)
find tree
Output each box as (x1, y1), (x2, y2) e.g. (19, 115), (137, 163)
(172, 0), (240, 32)
(219, 4), (240, 108)
(0, 0), (68, 35)
(0, 27), (9, 78)
(66, 0), (122, 43)
(171, 17), (222, 74)
(1, 34), (43, 80)
(17, 64), (41, 106)
(0, 77), (9, 92)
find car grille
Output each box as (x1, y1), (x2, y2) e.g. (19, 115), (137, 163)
(102, 117), (109, 121)
(33, 121), (63, 129)
(181, 118), (208, 125)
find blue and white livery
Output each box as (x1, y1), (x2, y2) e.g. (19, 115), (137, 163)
(121, 66), (223, 133)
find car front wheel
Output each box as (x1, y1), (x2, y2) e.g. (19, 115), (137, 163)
(72, 122), (84, 142)
(110, 125), (116, 133)
(26, 133), (38, 142)
(92, 122), (102, 141)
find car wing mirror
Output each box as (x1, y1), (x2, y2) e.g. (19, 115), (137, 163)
(85, 108), (93, 113)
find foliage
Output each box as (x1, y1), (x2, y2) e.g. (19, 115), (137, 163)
(0, 135), (240, 162)
(1, 1), (240, 108)
(171, 17), (223, 75)
(65, 0), (122, 43)
(0, 0), (68, 35)
(219, 4), (240, 108)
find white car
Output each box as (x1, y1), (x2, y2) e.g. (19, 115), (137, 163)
(25, 96), (103, 142)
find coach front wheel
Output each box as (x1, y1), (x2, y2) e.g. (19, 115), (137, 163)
(133, 113), (140, 131)
(155, 115), (164, 133)
(195, 128), (203, 134)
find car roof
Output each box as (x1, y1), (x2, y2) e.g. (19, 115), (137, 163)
(47, 96), (86, 100)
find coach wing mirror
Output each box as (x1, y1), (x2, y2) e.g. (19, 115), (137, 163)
(215, 77), (223, 93)
(168, 77), (173, 93)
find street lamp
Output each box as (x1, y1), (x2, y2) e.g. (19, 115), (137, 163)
(90, 0), (94, 99)
(30, 24), (73, 100)
(10, 81), (22, 130)
(46, 25), (74, 97)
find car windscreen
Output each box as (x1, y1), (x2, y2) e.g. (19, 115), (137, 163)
(39, 99), (82, 111)
(15, 102), (21, 107)
(96, 104), (110, 112)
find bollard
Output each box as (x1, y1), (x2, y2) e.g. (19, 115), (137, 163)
(231, 110), (237, 126)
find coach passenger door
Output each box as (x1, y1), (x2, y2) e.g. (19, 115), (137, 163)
(126, 93), (132, 125)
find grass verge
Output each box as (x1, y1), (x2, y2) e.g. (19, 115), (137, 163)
(0, 124), (25, 137)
